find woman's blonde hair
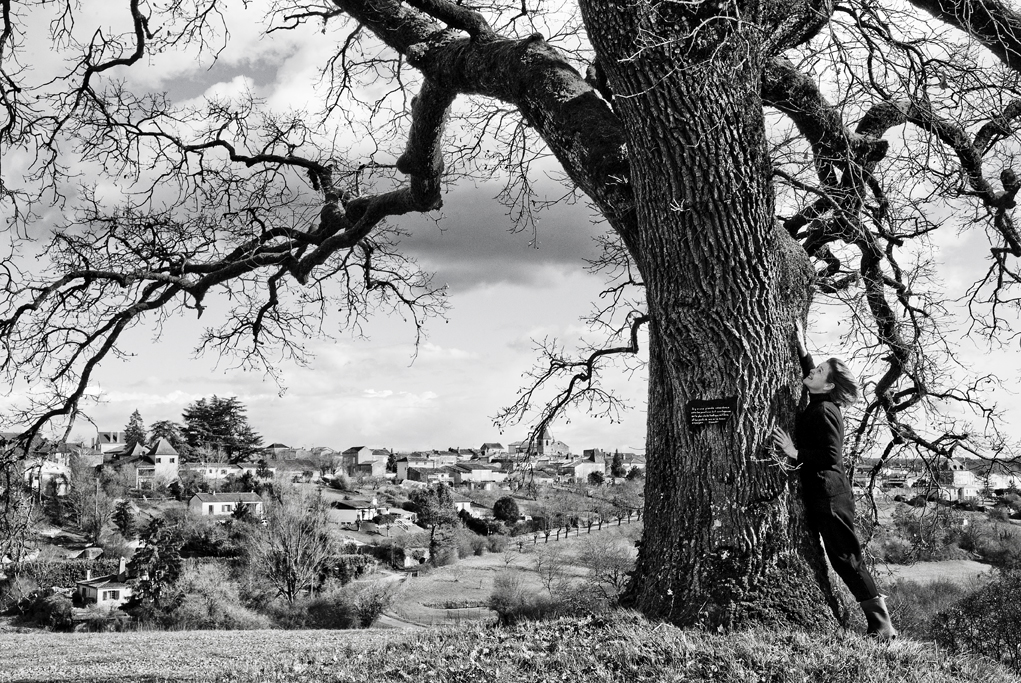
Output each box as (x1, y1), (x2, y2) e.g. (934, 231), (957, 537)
(824, 358), (859, 407)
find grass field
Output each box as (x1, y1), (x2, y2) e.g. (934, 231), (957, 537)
(877, 559), (994, 585)
(2, 612), (1017, 683)
(384, 522), (640, 626)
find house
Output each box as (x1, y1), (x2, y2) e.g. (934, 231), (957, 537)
(451, 462), (509, 487)
(22, 458), (70, 496)
(522, 427), (572, 458)
(340, 447), (390, 474)
(396, 456), (436, 482)
(560, 457), (606, 482)
(76, 558), (132, 608)
(406, 466), (456, 485)
(480, 442), (507, 456)
(937, 460), (983, 500)
(272, 458), (323, 481)
(354, 459), (387, 478)
(91, 431), (128, 454)
(189, 492), (264, 517)
(237, 461), (276, 478)
(513, 466), (558, 487)
(184, 461), (243, 482)
(106, 438), (180, 489)
(329, 498), (382, 524)
(262, 443), (314, 461)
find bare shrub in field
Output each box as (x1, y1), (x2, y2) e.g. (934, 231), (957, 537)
(884, 578), (970, 640)
(488, 570), (553, 626)
(347, 581), (400, 627)
(576, 531), (637, 600)
(168, 562), (270, 630)
(959, 519), (1021, 570)
(932, 571), (1021, 674)
(533, 545), (568, 598)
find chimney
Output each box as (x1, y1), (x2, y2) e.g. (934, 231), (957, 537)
(118, 556), (127, 580)
(85, 569), (92, 581)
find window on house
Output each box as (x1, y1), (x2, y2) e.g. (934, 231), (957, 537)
(109, 590), (119, 600)
(208, 505), (214, 514)
(156, 458), (161, 463)
(222, 504), (230, 512)
(170, 458), (175, 463)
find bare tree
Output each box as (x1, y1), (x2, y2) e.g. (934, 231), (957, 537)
(576, 531), (637, 600)
(1, 0), (1020, 630)
(254, 488), (335, 604)
(532, 544), (568, 598)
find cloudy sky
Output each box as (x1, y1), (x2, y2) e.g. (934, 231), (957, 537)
(5, 2), (1020, 454)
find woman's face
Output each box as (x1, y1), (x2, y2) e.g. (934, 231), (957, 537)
(804, 361), (835, 394)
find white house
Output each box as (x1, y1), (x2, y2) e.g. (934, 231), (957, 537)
(106, 438), (180, 489)
(188, 492), (264, 517)
(451, 462), (509, 486)
(76, 558), (132, 608)
(560, 458), (606, 482)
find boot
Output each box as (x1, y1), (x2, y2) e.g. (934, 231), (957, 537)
(859, 595), (898, 641)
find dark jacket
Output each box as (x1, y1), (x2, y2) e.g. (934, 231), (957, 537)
(796, 352), (852, 499)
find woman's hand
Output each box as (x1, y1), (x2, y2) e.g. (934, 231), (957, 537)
(772, 427), (798, 459)
(793, 319), (807, 356)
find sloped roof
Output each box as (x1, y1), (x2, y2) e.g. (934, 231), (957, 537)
(148, 438), (179, 456)
(76, 576), (130, 589)
(190, 492), (263, 504)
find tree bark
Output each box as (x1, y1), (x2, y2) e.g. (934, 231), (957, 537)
(578, 0), (841, 629)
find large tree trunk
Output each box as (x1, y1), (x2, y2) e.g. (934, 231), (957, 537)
(579, 2), (843, 629)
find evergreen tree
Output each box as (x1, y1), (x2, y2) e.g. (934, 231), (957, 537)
(410, 483), (460, 555)
(124, 410), (147, 448)
(182, 396), (263, 463)
(127, 518), (184, 612)
(610, 451), (626, 478)
(149, 420), (192, 459)
(113, 499), (134, 540)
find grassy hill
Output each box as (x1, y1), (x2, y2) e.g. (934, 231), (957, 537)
(2, 611), (1017, 683)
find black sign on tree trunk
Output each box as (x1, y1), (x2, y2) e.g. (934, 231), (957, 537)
(686, 396), (738, 429)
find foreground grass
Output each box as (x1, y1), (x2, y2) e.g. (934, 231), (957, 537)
(2, 611), (1018, 683)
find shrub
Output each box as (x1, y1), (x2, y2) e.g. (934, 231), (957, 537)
(164, 562), (271, 630)
(487, 534), (509, 553)
(328, 554), (376, 585)
(493, 496), (520, 523)
(869, 532), (916, 564)
(19, 590), (74, 630)
(989, 507), (1011, 522)
(959, 519), (1021, 570)
(488, 570), (554, 625)
(883, 578), (969, 640)
(268, 590), (357, 630)
(346, 581), (399, 627)
(932, 571), (1021, 674)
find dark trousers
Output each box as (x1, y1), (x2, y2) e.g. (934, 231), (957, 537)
(804, 493), (879, 602)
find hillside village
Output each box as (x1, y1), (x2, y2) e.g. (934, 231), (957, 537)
(12, 426), (1021, 507)
(3, 420), (1021, 643)
(13, 427), (651, 498)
